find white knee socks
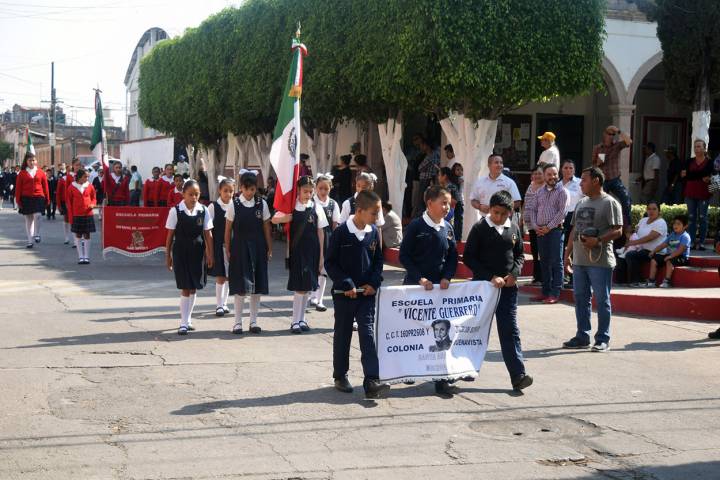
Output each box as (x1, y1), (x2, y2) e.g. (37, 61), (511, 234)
(316, 276), (327, 306)
(83, 239), (91, 260)
(215, 283), (224, 308)
(188, 293), (196, 326)
(75, 238), (83, 260)
(180, 295), (190, 327)
(292, 293), (308, 326)
(249, 294), (260, 326)
(222, 283), (229, 308)
(24, 215), (34, 243)
(63, 222), (70, 242)
(33, 213), (41, 237)
(234, 295), (245, 327)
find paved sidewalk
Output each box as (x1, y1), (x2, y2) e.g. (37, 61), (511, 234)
(0, 209), (718, 479)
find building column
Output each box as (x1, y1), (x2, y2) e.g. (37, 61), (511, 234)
(608, 104), (635, 186)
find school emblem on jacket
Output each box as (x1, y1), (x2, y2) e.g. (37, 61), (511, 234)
(196, 216), (203, 227)
(446, 230), (454, 241)
(255, 208), (262, 219)
(308, 213), (315, 224)
(511, 233), (518, 246)
(369, 240), (377, 252)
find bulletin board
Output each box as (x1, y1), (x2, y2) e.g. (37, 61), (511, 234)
(494, 114), (533, 171)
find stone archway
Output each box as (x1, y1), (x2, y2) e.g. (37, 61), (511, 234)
(602, 55), (628, 105)
(627, 51), (663, 102)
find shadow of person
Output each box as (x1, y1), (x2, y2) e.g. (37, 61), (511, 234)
(171, 386), (380, 414)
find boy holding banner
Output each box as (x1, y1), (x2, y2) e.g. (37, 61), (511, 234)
(399, 185), (459, 397)
(324, 190), (389, 399)
(463, 190), (533, 392)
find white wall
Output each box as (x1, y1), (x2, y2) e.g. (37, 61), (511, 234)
(604, 18), (661, 95)
(120, 137), (174, 181)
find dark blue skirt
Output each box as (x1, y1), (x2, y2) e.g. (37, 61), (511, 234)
(19, 196), (45, 215)
(71, 215), (96, 234)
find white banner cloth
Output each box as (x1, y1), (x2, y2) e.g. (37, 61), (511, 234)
(376, 281), (500, 383)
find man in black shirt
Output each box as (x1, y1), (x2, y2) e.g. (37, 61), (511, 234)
(463, 190), (533, 392)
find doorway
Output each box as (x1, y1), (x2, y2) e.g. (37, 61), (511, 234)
(536, 114), (585, 169)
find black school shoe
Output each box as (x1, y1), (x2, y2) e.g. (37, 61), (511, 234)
(708, 328), (720, 339)
(249, 324), (262, 334)
(290, 323), (302, 334)
(562, 337), (591, 349)
(511, 374), (534, 392)
(26, 243), (33, 249)
(364, 379), (390, 399)
(334, 376), (353, 393)
(434, 380), (460, 398)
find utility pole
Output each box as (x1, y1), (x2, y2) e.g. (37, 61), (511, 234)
(50, 62), (56, 167)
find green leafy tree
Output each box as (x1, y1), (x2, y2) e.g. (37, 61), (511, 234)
(0, 141), (14, 164)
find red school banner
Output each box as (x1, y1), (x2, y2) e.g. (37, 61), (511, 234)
(102, 206), (169, 257)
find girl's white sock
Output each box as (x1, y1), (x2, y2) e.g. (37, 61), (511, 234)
(299, 293), (309, 325)
(75, 238), (83, 260)
(63, 222), (70, 241)
(221, 282), (229, 307)
(234, 295), (245, 326)
(249, 294), (260, 326)
(188, 294), (197, 326)
(316, 276), (327, 305)
(215, 283), (223, 308)
(180, 296), (190, 327)
(33, 213), (41, 236)
(292, 293), (304, 325)
(24, 215), (34, 243)
(83, 239), (91, 260)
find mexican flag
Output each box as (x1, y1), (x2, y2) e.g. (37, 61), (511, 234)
(25, 126), (35, 155)
(90, 90), (108, 187)
(269, 37), (307, 215)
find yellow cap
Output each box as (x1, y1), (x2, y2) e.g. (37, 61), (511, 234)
(537, 131), (556, 142)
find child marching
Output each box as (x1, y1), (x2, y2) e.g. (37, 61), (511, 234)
(67, 169), (97, 264)
(207, 177), (234, 319)
(325, 190), (389, 399)
(56, 173), (72, 244)
(15, 152), (49, 248)
(398, 185), (458, 396)
(309, 173), (340, 312)
(272, 175), (328, 334)
(165, 179), (214, 335)
(157, 164), (175, 207)
(143, 167), (162, 207)
(225, 170), (273, 334)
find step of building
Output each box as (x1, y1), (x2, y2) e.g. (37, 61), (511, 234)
(519, 284), (720, 321)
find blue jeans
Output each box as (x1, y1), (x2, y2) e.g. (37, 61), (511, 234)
(573, 265), (613, 344)
(495, 286), (525, 379)
(538, 228), (564, 297)
(603, 177), (631, 225)
(686, 197), (710, 245)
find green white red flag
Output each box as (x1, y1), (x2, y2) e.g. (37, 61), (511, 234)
(90, 90), (108, 188)
(270, 37), (307, 214)
(25, 126), (34, 155)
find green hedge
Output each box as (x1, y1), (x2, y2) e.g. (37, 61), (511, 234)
(631, 204), (719, 235)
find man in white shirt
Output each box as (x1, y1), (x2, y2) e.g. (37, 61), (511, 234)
(175, 155), (190, 178)
(639, 142), (660, 203)
(537, 132), (560, 168)
(470, 155), (521, 216)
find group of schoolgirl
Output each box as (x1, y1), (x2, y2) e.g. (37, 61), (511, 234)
(142, 164), (181, 208)
(14, 153), (98, 265)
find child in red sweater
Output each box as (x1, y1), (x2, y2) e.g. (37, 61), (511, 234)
(167, 174), (184, 207)
(67, 168), (97, 264)
(15, 153), (49, 248)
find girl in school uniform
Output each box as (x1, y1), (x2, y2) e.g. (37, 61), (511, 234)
(62, 158), (82, 246)
(225, 170), (273, 334)
(142, 167), (162, 207)
(15, 152), (49, 248)
(165, 179), (214, 335)
(167, 174), (184, 208)
(208, 176), (235, 318)
(272, 175), (328, 334)
(338, 172), (385, 228)
(67, 168), (97, 264)
(309, 172), (340, 312)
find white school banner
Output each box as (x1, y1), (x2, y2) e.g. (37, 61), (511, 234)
(376, 281), (500, 383)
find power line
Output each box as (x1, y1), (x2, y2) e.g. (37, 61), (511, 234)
(0, 71), (42, 85)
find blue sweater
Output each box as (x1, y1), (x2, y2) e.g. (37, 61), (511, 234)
(399, 216), (458, 284)
(324, 222), (384, 292)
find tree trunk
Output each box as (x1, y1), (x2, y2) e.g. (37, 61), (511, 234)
(692, 73), (712, 158)
(186, 145), (198, 178)
(247, 134), (272, 187)
(313, 130), (338, 175)
(378, 116), (407, 220)
(440, 115), (497, 241)
(301, 129), (319, 178)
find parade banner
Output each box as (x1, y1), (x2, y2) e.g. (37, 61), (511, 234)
(102, 207), (168, 257)
(376, 281), (500, 383)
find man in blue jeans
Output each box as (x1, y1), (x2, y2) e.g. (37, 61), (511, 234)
(528, 164), (568, 304)
(592, 125), (632, 229)
(563, 167), (623, 352)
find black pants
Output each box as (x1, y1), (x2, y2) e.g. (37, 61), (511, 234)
(495, 286), (525, 379)
(333, 295), (379, 384)
(453, 202), (464, 242)
(129, 190), (141, 206)
(528, 229), (541, 282)
(46, 198), (57, 218)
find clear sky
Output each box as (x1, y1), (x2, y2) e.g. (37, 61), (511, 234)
(0, 0), (239, 128)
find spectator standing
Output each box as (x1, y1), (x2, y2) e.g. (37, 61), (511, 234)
(299, 153), (313, 178)
(197, 164), (210, 205)
(470, 155), (522, 216)
(330, 155), (353, 205)
(46, 167), (58, 219)
(621, 201), (667, 286)
(175, 155), (190, 178)
(523, 165), (545, 286)
(451, 162), (465, 240)
(681, 139), (713, 250)
(93, 168), (105, 206)
(129, 165), (143, 206)
(412, 139), (440, 218)
(528, 164), (568, 304)
(662, 146), (684, 205)
(537, 132), (560, 168)
(563, 167), (623, 352)
(380, 201), (402, 248)
(592, 125), (632, 227)
(445, 144), (457, 167)
(639, 143), (661, 203)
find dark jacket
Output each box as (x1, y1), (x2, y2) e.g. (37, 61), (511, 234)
(324, 221), (383, 292)
(399, 216), (458, 284)
(463, 217), (524, 281)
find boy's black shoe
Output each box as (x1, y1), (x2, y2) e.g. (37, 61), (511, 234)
(562, 337), (590, 349)
(511, 373), (533, 391)
(334, 376), (353, 393)
(708, 328), (720, 339)
(315, 304), (327, 312)
(249, 325), (262, 334)
(434, 380), (459, 398)
(364, 379), (390, 399)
